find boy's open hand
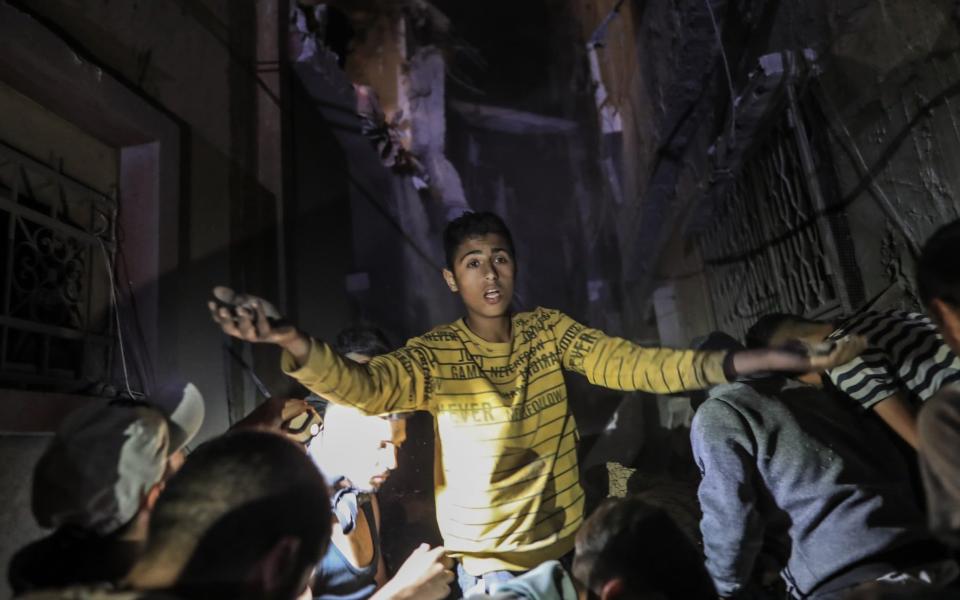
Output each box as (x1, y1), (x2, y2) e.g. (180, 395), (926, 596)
(208, 286), (311, 362)
(209, 285), (292, 343)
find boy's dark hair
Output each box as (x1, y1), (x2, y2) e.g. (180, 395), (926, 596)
(334, 325), (392, 357)
(918, 219), (960, 308)
(745, 313), (823, 349)
(573, 496), (716, 599)
(442, 211), (515, 269)
(694, 331), (745, 353)
(141, 431), (331, 599)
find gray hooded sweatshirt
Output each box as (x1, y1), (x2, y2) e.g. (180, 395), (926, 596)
(692, 378), (934, 598)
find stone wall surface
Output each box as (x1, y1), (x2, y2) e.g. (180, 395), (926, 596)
(574, 0), (960, 337)
(819, 1), (960, 305)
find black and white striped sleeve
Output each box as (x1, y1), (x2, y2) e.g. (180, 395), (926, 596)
(827, 348), (900, 410)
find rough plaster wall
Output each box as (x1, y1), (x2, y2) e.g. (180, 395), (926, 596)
(700, 0), (960, 314)
(656, 234), (716, 344)
(24, 1), (235, 155)
(582, 0), (960, 328)
(0, 81), (117, 195)
(22, 1), (282, 440)
(729, 0), (960, 309)
(820, 0), (960, 305)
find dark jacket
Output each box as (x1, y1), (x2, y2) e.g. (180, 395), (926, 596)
(9, 526), (142, 595)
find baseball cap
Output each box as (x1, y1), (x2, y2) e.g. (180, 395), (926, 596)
(32, 404), (169, 535)
(31, 381), (205, 535)
(149, 380), (205, 453)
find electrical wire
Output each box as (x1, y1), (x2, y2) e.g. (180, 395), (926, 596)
(97, 237), (144, 400)
(704, 0), (737, 148)
(811, 82), (923, 258)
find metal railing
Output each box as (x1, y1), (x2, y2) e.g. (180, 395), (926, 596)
(0, 141), (116, 390)
(698, 93), (849, 340)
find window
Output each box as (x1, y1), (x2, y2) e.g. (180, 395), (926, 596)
(0, 142), (117, 391)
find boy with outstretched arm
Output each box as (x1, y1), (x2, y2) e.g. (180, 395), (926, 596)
(210, 211), (864, 595)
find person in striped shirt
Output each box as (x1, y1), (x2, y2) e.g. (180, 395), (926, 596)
(746, 308), (960, 449)
(209, 211), (864, 595)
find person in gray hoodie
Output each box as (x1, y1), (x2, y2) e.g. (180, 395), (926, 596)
(691, 334), (957, 600)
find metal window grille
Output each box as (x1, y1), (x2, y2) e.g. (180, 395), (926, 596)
(697, 93), (852, 341)
(0, 141), (117, 391)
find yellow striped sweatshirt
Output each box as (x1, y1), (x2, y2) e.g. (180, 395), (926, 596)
(282, 307), (729, 575)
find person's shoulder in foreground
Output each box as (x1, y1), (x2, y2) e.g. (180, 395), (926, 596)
(18, 429), (330, 600)
(9, 382), (204, 596)
(917, 217), (960, 550)
(918, 383), (960, 547)
(571, 496), (716, 600)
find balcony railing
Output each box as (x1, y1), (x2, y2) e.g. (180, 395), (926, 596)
(0, 142), (117, 391)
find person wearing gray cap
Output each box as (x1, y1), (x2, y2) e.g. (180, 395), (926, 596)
(8, 381), (204, 595)
(18, 430), (331, 600)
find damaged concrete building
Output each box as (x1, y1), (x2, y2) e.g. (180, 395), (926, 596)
(0, 0), (958, 594)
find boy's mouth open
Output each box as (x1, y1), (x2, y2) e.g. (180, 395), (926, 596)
(483, 288), (502, 304)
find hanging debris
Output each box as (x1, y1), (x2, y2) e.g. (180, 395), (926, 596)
(290, 2), (431, 188)
(354, 84), (430, 189)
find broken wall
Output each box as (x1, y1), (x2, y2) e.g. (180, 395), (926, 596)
(817, 1), (960, 305)
(569, 0), (960, 513)
(695, 0), (960, 329)
(291, 1), (470, 344)
(576, 0), (960, 340)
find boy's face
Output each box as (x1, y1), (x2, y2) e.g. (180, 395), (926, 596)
(928, 298), (960, 356)
(308, 406), (406, 492)
(442, 233), (515, 322)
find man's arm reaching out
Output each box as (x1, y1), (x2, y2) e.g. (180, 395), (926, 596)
(727, 334), (868, 380)
(208, 287), (432, 415)
(209, 288), (311, 365)
(550, 310), (867, 394)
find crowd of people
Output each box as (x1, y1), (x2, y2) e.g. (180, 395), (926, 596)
(7, 211), (960, 600)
